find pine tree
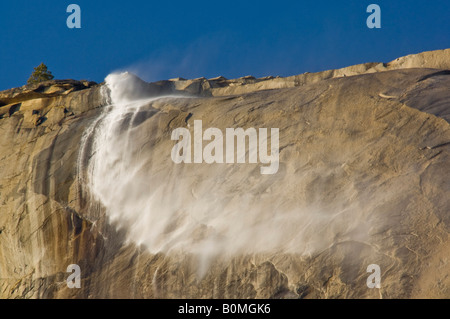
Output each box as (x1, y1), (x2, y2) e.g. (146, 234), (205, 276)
(27, 63), (54, 84)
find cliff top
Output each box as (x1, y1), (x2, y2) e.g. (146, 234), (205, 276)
(1, 48), (450, 105)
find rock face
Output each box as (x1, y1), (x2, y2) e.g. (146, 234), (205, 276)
(0, 49), (449, 299)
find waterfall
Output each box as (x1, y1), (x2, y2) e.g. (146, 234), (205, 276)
(77, 72), (369, 269)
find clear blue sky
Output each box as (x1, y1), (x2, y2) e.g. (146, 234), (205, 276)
(1, 0), (449, 90)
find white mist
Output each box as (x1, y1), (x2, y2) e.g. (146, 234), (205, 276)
(79, 72), (369, 273)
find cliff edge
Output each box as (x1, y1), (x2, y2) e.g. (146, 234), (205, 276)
(0, 49), (449, 298)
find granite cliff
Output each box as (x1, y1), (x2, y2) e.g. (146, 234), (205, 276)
(0, 49), (449, 298)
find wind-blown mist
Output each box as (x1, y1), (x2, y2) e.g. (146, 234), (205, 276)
(79, 72), (370, 264)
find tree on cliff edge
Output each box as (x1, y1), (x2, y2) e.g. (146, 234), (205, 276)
(27, 63), (54, 84)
